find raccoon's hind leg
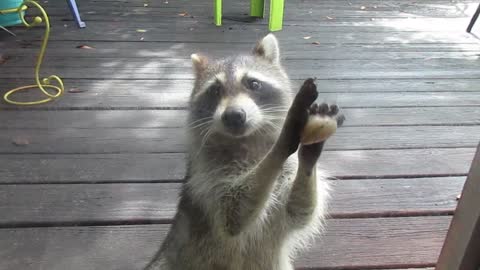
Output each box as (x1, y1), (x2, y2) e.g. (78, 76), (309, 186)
(286, 102), (344, 227)
(223, 79), (318, 236)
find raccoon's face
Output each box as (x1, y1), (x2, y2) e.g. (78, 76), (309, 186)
(188, 34), (292, 139)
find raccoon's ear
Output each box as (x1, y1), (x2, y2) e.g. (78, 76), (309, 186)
(253, 34), (280, 64)
(191, 53), (209, 76)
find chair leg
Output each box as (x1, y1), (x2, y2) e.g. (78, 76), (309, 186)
(269, 0), (285, 31)
(250, 0), (264, 18)
(467, 3), (480, 33)
(214, 0), (222, 26)
(66, 0), (86, 28)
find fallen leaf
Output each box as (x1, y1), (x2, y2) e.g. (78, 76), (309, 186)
(76, 45), (94, 49)
(178, 12), (189, 17)
(136, 29), (148, 33)
(12, 137), (29, 146)
(140, 37), (145, 41)
(360, 6), (366, 10)
(326, 16), (333, 20)
(311, 41), (320, 45)
(303, 36), (312, 40)
(0, 54), (10, 65)
(68, 88), (88, 93)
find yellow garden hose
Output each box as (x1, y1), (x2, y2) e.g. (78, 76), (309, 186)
(2, 0), (64, 105)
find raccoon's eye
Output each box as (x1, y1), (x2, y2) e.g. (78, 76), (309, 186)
(247, 79), (262, 91)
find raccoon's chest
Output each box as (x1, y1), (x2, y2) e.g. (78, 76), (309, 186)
(196, 211), (287, 270)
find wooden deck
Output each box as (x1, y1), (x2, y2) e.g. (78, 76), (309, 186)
(1, 0), (479, 269)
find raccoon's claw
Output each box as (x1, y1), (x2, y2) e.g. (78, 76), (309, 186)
(336, 114), (346, 127)
(308, 103), (345, 127)
(297, 103), (344, 166)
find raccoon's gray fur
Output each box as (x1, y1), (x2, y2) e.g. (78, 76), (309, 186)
(145, 34), (343, 270)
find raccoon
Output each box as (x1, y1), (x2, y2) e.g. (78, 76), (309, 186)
(145, 34), (343, 270)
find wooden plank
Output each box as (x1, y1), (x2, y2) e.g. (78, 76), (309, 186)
(436, 144), (480, 270)
(2, 107), (479, 129)
(0, 216), (451, 269)
(4, 42), (480, 60)
(31, 13), (480, 29)
(38, 0), (478, 20)
(1, 90), (478, 109)
(0, 177), (464, 226)
(2, 58), (480, 80)
(0, 153), (186, 184)
(0, 148), (474, 183)
(8, 22), (476, 44)
(2, 65), (478, 80)
(2, 78), (479, 94)
(43, 7), (476, 21)
(0, 125), (478, 153)
(44, 0), (479, 7)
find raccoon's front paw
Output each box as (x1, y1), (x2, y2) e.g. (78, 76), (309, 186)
(275, 78), (318, 157)
(298, 103), (345, 169)
(300, 103), (345, 145)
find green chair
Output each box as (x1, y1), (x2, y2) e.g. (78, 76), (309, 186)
(214, 0), (285, 31)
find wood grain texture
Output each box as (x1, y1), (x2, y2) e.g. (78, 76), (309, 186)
(3, 41), (480, 59)
(0, 148), (474, 184)
(37, 0), (479, 21)
(3, 78), (480, 94)
(1, 90), (479, 109)
(6, 22), (477, 45)
(0, 125), (478, 153)
(2, 58), (480, 80)
(0, 216), (451, 270)
(0, 177), (464, 226)
(2, 107), (479, 128)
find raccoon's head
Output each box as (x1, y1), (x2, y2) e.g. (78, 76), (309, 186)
(188, 34), (292, 140)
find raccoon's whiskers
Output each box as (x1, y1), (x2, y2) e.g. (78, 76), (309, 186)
(190, 120), (213, 130)
(188, 116), (213, 127)
(264, 121), (282, 133)
(195, 127), (213, 158)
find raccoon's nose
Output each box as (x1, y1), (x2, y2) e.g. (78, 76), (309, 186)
(222, 107), (246, 128)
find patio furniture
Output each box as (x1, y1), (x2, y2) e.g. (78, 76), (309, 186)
(67, 0), (85, 28)
(467, 3), (480, 33)
(214, 0), (285, 31)
(0, 0), (85, 28)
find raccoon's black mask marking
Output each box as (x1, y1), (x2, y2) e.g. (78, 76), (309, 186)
(188, 34), (292, 139)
